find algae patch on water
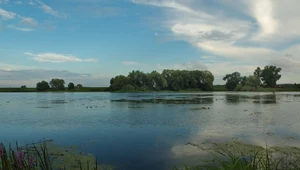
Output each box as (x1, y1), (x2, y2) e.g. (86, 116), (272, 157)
(39, 142), (115, 170)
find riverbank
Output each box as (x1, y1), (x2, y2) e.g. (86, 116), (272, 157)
(0, 86), (299, 92)
(0, 87), (110, 92)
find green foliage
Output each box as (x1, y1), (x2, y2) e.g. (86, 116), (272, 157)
(68, 82), (75, 90)
(36, 81), (50, 91)
(245, 75), (261, 88)
(223, 72), (242, 91)
(20, 85), (27, 89)
(76, 84), (83, 89)
(260, 66), (282, 87)
(50, 78), (65, 90)
(110, 69), (214, 91)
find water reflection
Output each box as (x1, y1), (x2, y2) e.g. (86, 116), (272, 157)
(171, 92), (300, 166)
(225, 93), (277, 104)
(1, 92), (300, 169)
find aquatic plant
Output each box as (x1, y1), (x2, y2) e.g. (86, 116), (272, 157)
(0, 140), (104, 170)
(174, 142), (300, 170)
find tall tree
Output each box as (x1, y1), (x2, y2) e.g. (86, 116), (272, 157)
(223, 72), (242, 91)
(254, 67), (262, 85)
(68, 82), (75, 90)
(36, 81), (50, 91)
(260, 66), (282, 87)
(50, 78), (65, 90)
(246, 75), (261, 88)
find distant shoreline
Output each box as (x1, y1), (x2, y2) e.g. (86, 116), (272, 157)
(0, 86), (299, 93)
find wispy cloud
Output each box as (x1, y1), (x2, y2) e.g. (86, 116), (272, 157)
(29, 0), (35, 5)
(0, 0), (9, 4)
(0, 8), (16, 20)
(25, 52), (97, 63)
(7, 25), (34, 32)
(121, 61), (140, 65)
(20, 17), (38, 27)
(14, 1), (22, 4)
(0, 63), (34, 71)
(36, 0), (67, 18)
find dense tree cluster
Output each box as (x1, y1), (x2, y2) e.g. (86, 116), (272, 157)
(68, 82), (75, 90)
(50, 78), (65, 90)
(223, 65), (282, 91)
(110, 70), (214, 91)
(36, 79), (80, 91)
(36, 81), (50, 91)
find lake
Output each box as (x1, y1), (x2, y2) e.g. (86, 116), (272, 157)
(1, 92), (300, 169)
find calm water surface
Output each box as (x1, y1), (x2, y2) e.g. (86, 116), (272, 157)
(1, 92), (300, 169)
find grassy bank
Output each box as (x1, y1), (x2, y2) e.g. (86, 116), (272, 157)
(0, 86), (299, 93)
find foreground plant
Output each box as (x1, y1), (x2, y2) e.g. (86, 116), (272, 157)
(0, 140), (104, 170)
(174, 142), (300, 170)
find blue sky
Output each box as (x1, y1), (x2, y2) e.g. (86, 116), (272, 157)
(1, 0), (300, 87)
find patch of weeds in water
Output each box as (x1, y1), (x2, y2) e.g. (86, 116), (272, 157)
(51, 100), (68, 104)
(174, 141), (300, 170)
(111, 97), (214, 104)
(36, 106), (52, 109)
(190, 107), (210, 111)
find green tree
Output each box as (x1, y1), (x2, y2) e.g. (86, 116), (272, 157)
(254, 67), (262, 85)
(76, 84), (83, 88)
(20, 85), (27, 89)
(68, 82), (75, 90)
(223, 72), (242, 91)
(246, 75), (261, 88)
(199, 70), (214, 91)
(148, 71), (167, 90)
(260, 66), (282, 87)
(110, 75), (130, 91)
(49, 78), (65, 90)
(36, 81), (50, 91)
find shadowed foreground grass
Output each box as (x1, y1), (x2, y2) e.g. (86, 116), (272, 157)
(174, 141), (300, 170)
(0, 140), (114, 170)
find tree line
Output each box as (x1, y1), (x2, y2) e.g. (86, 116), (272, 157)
(36, 79), (83, 91)
(109, 70), (214, 91)
(223, 65), (282, 91)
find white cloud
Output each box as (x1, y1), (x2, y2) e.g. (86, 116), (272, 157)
(29, 0), (35, 5)
(36, 0), (67, 18)
(0, 8), (16, 20)
(25, 52), (97, 63)
(121, 61), (139, 65)
(20, 17), (38, 27)
(0, 0), (8, 4)
(0, 63), (34, 71)
(7, 25), (34, 32)
(132, 0), (212, 18)
(14, 1), (22, 4)
(250, 0), (278, 39)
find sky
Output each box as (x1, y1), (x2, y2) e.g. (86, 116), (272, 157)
(1, 0), (300, 87)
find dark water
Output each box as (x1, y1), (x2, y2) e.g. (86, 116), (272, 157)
(0, 92), (300, 169)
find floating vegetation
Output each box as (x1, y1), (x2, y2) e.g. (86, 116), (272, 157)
(36, 106), (52, 109)
(111, 97), (214, 104)
(51, 100), (68, 104)
(190, 107), (210, 111)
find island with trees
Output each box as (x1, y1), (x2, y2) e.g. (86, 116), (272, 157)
(0, 65), (299, 92)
